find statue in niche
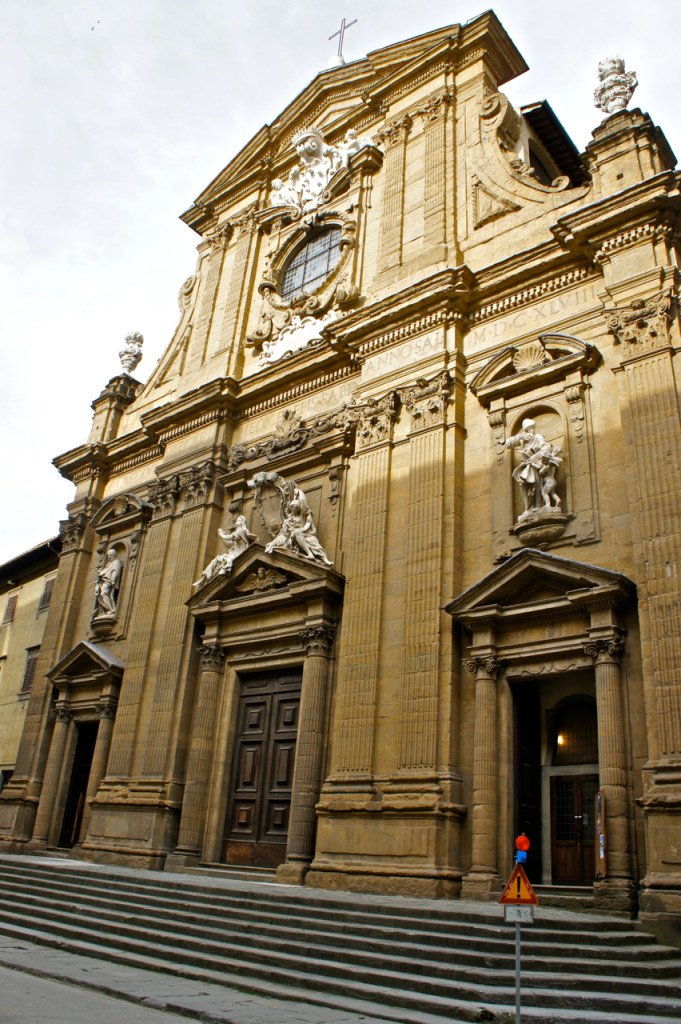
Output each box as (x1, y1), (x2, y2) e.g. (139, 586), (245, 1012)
(250, 470), (332, 567)
(93, 548), (123, 617)
(192, 515), (256, 590)
(505, 419), (564, 520)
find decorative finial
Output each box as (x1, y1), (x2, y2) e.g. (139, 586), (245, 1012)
(594, 57), (638, 117)
(119, 331), (143, 376)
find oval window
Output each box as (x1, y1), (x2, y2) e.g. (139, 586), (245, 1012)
(279, 227), (343, 303)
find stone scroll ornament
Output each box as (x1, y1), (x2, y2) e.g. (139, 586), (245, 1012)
(270, 127), (372, 215)
(249, 471), (332, 567)
(594, 58), (638, 117)
(192, 515), (257, 590)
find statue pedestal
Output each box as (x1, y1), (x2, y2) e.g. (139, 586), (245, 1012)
(510, 509), (572, 548)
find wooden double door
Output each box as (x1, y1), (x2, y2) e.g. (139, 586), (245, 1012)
(224, 670), (301, 867)
(550, 774), (598, 885)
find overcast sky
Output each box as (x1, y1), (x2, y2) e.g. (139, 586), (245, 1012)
(1, 1), (679, 564)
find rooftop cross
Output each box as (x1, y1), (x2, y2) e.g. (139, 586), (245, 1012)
(329, 17), (357, 65)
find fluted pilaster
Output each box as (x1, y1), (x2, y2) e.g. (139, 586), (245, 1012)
(461, 657), (501, 897)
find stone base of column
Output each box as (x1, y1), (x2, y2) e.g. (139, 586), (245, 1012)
(24, 838), (51, 854)
(276, 859), (309, 885)
(460, 871), (501, 901)
(593, 878), (637, 915)
(306, 866), (461, 899)
(165, 848), (202, 871)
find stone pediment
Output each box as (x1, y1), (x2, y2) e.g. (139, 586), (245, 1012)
(446, 548), (635, 622)
(89, 493), (153, 534)
(48, 640), (124, 685)
(187, 543), (344, 611)
(470, 333), (600, 406)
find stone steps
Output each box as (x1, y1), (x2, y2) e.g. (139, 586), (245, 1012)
(0, 854), (679, 1024)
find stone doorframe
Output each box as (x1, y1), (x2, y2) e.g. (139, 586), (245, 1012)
(446, 547), (638, 913)
(168, 543), (344, 883)
(28, 640), (123, 851)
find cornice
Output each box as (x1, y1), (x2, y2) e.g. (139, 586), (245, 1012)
(53, 442), (110, 484)
(139, 378), (239, 446)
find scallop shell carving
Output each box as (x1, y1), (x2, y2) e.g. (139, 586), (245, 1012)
(512, 341), (548, 373)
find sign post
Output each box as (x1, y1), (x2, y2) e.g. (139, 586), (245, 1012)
(499, 835), (539, 1024)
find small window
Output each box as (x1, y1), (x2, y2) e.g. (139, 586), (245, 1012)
(38, 578), (55, 614)
(552, 699), (598, 766)
(2, 594), (18, 625)
(279, 227), (343, 303)
(19, 648), (40, 697)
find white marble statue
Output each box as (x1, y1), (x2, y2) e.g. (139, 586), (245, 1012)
(594, 58), (638, 116)
(505, 420), (564, 519)
(193, 515), (256, 589)
(119, 331), (144, 375)
(265, 495), (333, 566)
(270, 127), (372, 214)
(94, 548), (123, 617)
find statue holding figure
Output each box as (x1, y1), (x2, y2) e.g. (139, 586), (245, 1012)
(94, 548), (123, 617)
(505, 419), (564, 519)
(265, 495), (333, 566)
(193, 514), (256, 589)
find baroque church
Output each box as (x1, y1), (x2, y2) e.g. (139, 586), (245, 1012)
(1, 12), (680, 945)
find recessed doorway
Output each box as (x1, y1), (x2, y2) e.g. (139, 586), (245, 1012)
(223, 670), (301, 867)
(58, 721), (99, 848)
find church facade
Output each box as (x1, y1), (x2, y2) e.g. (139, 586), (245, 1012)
(1, 12), (680, 943)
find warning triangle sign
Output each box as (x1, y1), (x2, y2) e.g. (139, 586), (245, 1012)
(499, 864), (539, 905)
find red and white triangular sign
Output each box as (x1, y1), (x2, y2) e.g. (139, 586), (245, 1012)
(499, 863), (539, 905)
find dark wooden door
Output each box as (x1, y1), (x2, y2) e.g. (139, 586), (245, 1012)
(514, 682), (542, 883)
(224, 670), (301, 867)
(550, 774), (598, 884)
(58, 721), (98, 848)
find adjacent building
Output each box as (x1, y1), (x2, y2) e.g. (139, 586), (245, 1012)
(1, 12), (679, 944)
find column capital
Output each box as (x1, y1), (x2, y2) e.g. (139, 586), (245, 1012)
(465, 656), (502, 679)
(55, 706), (73, 724)
(584, 632), (626, 664)
(97, 697), (118, 720)
(301, 626), (335, 657)
(199, 642), (226, 673)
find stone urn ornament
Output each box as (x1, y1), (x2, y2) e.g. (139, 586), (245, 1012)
(119, 331), (144, 375)
(594, 58), (638, 117)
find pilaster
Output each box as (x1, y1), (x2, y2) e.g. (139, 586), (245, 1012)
(376, 116), (412, 272)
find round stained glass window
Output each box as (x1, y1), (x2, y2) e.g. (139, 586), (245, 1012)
(280, 227), (343, 303)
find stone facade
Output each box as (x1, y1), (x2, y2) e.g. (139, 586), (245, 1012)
(1, 13), (680, 943)
(0, 540), (60, 789)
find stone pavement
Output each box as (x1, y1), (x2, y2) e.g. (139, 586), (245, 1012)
(0, 935), (404, 1024)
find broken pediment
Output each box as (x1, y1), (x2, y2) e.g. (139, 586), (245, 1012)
(470, 333), (600, 406)
(89, 493), (153, 535)
(446, 548), (635, 624)
(187, 543), (344, 611)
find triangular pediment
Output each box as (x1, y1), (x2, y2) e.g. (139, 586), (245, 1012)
(48, 640), (125, 682)
(187, 542), (343, 610)
(446, 548), (635, 618)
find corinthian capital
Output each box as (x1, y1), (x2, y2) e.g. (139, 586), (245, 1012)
(301, 626), (335, 657)
(199, 643), (226, 672)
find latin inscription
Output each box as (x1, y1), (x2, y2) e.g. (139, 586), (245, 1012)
(466, 284), (600, 352)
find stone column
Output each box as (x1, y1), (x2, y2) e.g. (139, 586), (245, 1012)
(28, 707), (73, 849)
(584, 634), (635, 912)
(79, 698), (118, 844)
(461, 656), (502, 899)
(169, 644), (226, 866)
(278, 627), (335, 885)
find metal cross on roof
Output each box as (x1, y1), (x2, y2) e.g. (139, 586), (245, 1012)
(329, 17), (357, 65)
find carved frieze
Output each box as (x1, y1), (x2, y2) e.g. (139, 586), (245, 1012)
(236, 567), (288, 593)
(227, 404), (355, 471)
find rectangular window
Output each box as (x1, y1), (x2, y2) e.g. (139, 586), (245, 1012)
(2, 594), (18, 625)
(19, 648), (39, 696)
(38, 578), (55, 614)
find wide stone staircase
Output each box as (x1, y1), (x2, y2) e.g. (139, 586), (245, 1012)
(0, 854), (680, 1024)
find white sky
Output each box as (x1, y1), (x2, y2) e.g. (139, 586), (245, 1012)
(1, 1), (679, 564)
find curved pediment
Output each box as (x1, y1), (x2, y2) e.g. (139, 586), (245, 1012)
(470, 333), (600, 406)
(89, 493), (153, 534)
(446, 548), (635, 622)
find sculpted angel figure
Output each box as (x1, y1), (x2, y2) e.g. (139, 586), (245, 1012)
(193, 515), (256, 589)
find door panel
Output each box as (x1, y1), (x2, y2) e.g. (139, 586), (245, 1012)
(224, 671), (301, 867)
(551, 774), (598, 884)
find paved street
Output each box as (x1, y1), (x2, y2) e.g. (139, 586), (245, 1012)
(0, 936), (401, 1024)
